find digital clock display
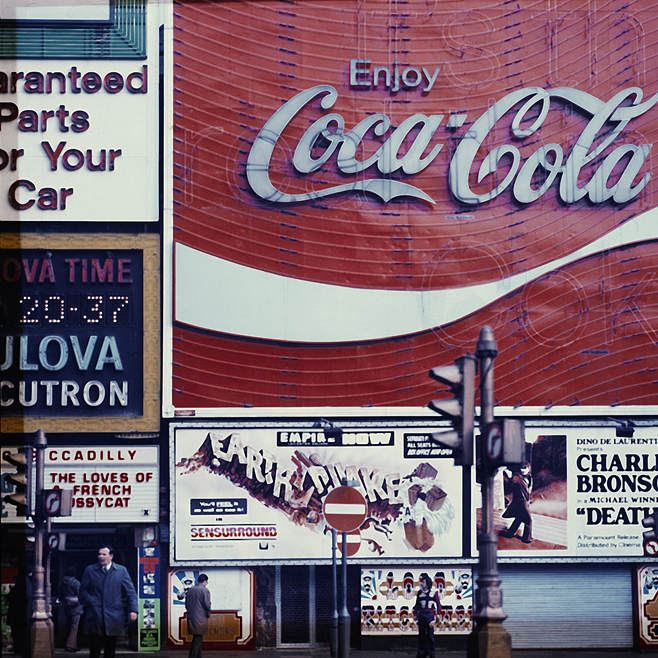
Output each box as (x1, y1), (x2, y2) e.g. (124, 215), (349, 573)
(1, 248), (144, 419)
(13, 293), (131, 327)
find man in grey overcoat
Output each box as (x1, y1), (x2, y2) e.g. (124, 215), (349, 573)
(79, 546), (138, 658)
(185, 574), (212, 658)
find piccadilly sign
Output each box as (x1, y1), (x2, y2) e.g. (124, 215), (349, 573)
(247, 71), (658, 206)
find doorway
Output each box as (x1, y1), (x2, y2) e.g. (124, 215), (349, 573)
(276, 565), (315, 646)
(275, 564), (360, 648)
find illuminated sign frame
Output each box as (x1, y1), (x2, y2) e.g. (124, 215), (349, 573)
(1, 233), (160, 433)
(164, 0), (658, 419)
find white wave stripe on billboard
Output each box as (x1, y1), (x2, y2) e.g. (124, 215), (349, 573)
(175, 207), (658, 343)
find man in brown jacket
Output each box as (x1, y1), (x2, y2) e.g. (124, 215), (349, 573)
(185, 574), (211, 658)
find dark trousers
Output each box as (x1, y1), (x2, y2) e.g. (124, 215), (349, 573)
(89, 633), (117, 658)
(416, 612), (435, 658)
(188, 634), (204, 658)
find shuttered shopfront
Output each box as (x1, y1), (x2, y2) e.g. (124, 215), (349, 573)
(498, 564), (634, 649)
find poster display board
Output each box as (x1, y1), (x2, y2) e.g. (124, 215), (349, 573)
(637, 565), (658, 650)
(138, 546), (161, 652)
(166, 0), (658, 415)
(45, 445), (159, 523)
(0, 0), (159, 223)
(172, 423), (463, 564)
(0, 233), (160, 433)
(361, 567), (472, 635)
(167, 567), (255, 649)
(474, 426), (657, 559)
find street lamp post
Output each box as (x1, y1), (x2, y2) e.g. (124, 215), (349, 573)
(468, 327), (512, 658)
(31, 428), (54, 658)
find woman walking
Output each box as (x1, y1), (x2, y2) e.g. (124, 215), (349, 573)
(61, 566), (83, 652)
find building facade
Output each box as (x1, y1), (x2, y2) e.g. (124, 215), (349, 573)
(1, 0), (657, 653)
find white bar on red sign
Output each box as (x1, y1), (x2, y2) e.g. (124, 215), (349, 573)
(325, 503), (367, 514)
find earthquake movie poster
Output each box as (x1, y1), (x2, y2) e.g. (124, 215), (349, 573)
(172, 425), (463, 563)
(475, 427), (656, 559)
(361, 567), (472, 635)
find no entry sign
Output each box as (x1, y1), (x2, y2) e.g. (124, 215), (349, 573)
(323, 486), (367, 532)
(337, 530), (361, 556)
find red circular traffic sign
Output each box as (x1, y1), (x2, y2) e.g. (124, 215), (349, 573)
(323, 486), (367, 532)
(337, 530), (361, 556)
(44, 491), (61, 515)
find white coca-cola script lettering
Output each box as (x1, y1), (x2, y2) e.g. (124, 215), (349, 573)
(246, 85), (658, 206)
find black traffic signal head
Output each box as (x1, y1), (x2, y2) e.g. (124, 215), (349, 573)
(2, 447), (34, 518)
(428, 354), (476, 466)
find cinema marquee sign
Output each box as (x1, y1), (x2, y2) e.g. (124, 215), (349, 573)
(247, 62), (658, 207)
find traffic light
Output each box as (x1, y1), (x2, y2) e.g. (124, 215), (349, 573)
(428, 354), (476, 466)
(2, 447), (33, 519)
(41, 489), (73, 517)
(642, 508), (658, 555)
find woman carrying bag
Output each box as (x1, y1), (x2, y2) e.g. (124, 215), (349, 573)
(61, 566), (83, 652)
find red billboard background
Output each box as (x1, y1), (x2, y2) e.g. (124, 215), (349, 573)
(171, 0), (658, 410)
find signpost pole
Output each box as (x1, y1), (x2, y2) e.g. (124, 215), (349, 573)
(338, 531), (350, 658)
(468, 327), (512, 658)
(331, 529), (338, 657)
(323, 481), (366, 658)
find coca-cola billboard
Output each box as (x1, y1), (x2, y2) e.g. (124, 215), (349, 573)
(167, 0), (658, 412)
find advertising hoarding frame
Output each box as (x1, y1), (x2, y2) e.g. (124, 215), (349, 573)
(360, 566), (473, 636)
(169, 418), (657, 566)
(476, 423), (658, 564)
(162, 0), (658, 420)
(166, 567), (256, 650)
(1, 233), (160, 433)
(2, 444), (160, 524)
(170, 419), (469, 567)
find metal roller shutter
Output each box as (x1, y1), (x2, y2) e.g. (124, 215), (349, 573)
(277, 565), (312, 646)
(497, 564), (633, 649)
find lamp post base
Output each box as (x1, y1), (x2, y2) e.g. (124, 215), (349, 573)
(467, 619), (512, 658)
(31, 617), (54, 658)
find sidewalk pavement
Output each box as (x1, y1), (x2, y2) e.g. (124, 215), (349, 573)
(53, 648), (658, 658)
